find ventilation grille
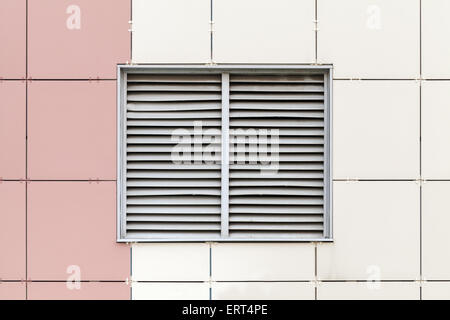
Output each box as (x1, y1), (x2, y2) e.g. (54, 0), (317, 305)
(120, 68), (331, 241)
(228, 74), (326, 239)
(125, 74), (222, 239)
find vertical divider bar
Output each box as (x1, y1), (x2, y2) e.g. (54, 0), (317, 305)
(221, 73), (230, 238)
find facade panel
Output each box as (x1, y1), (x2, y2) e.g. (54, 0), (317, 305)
(422, 81), (450, 179)
(214, 0), (315, 63)
(28, 282), (130, 300)
(318, 0), (420, 78)
(317, 282), (420, 300)
(0, 182), (26, 280)
(28, 81), (116, 180)
(0, 81), (26, 179)
(27, 182), (130, 281)
(422, 0), (450, 78)
(0, 0), (26, 79)
(212, 282), (315, 300)
(422, 282), (450, 300)
(333, 80), (420, 179)
(132, 243), (210, 281)
(132, 0), (210, 63)
(212, 243), (315, 281)
(0, 282), (26, 300)
(28, 0), (130, 79)
(317, 181), (420, 281)
(422, 181), (450, 280)
(132, 283), (210, 300)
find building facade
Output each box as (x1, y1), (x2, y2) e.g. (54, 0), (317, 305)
(1, 0), (450, 300)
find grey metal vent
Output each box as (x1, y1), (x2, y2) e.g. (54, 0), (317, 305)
(118, 66), (332, 242)
(124, 73), (222, 239)
(228, 74), (326, 240)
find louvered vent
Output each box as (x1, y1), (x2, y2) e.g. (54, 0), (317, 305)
(119, 67), (331, 241)
(228, 74), (326, 239)
(125, 74), (222, 239)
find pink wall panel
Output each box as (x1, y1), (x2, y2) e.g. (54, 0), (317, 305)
(28, 0), (130, 79)
(0, 81), (26, 179)
(0, 0), (26, 79)
(27, 182), (130, 281)
(0, 182), (26, 280)
(0, 282), (26, 300)
(27, 81), (116, 180)
(28, 282), (130, 300)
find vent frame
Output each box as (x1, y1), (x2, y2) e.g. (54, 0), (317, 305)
(117, 65), (333, 242)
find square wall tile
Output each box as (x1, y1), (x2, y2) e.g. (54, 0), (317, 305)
(28, 81), (116, 180)
(28, 0), (130, 79)
(318, 181), (420, 280)
(132, 283), (209, 300)
(317, 282), (419, 300)
(212, 243), (315, 281)
(0, 81), (26, 179)
(333, 80), (420, 180)
(0, 0), (26, 79)
(422, 282), (450, 300)
(28, 282), (130, 300)
(132, 243), (210, 281)
(422, 81), (450, 179)
(318, 0), (420, 78)
(27, 182), (130, 281)
(213, 0), (315, 63)
(422, 182), (450, 280)
(132, 0), (210, 63)
(212, 282), (315, 300)
(0, 282), (26, 300)
(422, 0), (450, 78)
(0, 182), (25, 281)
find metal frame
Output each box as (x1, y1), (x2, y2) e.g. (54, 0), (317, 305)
(116, 64), (333, 243)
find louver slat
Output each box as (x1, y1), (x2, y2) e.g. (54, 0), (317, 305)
(230, 101), (324, 110)
(228, 74), (326, 240)
(127, 119), (221, 127)
(230, 74), (324, 83)
(229, 205), (323, 214)
(125, 74), (222, 239)
(127, 102), (221, 111)
(127, 111), (221, 119)
(127, 205), (221, 214)
(127, 74), (221, 83)
(127, 92), (221, 102)
(127, 215), (222, 222)
(127, 162), (221, 170)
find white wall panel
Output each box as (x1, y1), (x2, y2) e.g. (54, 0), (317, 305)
(422, 81), (450, 179)
(333, 80), (420, 180)
(212, 243), (315, 281)
(132, 282), (209, 300)
(132, 243), (210, 281)
(318, 181), (420, 280)
(422, 0), (450, 78)
(317, 282), (420, 300)
(422, 182), (450, 280)
(213, 0), (315, 63)
(318, 0), (420, 78)
(212, 282), (315, 300)
(132, 0), (210, 63)
(422, 282), (450, 300)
